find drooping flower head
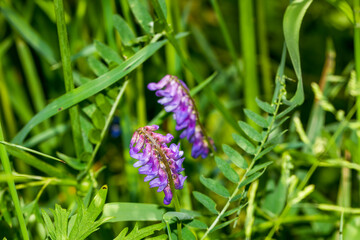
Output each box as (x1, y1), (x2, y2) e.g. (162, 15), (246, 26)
(148, 75), (214, 158)
(129, 125), (187, 205)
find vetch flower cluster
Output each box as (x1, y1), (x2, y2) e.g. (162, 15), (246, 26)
(129, 125), (187, 205)
(148, 75), (214, 158)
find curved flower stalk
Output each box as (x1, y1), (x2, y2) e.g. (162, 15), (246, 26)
(129, 125), (187, 205)
(148, 75), (215, 158)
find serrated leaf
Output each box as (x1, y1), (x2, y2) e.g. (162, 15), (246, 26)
(232, 133), (257, 155)
(244, 109), (269, 128)
(200, 176), (230, 198)
(192, 191), (218, 214)
(239, 169), (266, 188)
(88, 57), (108, 76)
(41, 210), (56, 240)
(222, 144), (248, 169)
(69, 185), (109, 239)
(246, 161), (273, 176)
(94, 40), (123, 64)
(116, 222), (165, 240)
(53, 204), (70, 240)
(238, 121), (263, 142)
(214, 156), (239, 183)
(255, 97), (275, 114)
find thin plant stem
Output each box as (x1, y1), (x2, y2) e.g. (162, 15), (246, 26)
(265, 104), (358, 239)
(256, 0), (272, 101)
(54, 0), (84, 158)
(239, 0), (260, 115)
(201, 86), (285, 240)
(211, 0), (243, 82)
(151, 0), (242, 134)
(80, 81), (129, 180)
(353, 0), (360, 204)
(0, 119), (29, 240)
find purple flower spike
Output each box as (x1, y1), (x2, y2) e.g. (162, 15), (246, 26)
(148, 75), (215, 158)
(129, 126), (187, 205)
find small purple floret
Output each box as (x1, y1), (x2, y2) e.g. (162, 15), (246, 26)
(148, 75), (214, 158)
(129, 125), (187, 205)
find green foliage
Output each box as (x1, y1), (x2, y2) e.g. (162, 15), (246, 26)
(41, 185), (111, 240)
(1, 0), (360, 239)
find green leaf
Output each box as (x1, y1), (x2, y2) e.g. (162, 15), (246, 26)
(0, 7), (57, 65)
(91, 109), (106, 130)
(222, 144), (248, 169)
(192, 191), (218, 214)
(69, 185), (109, 239)
(41, 210), (56, 240)
(221, 204), (247, 219)
(255, 97), (275, 114)
(56, 152), (86, 170)
(214, 156), (239, 183)
(254, 145), (275, 161)
(283, 0), (313, 105)
(94, 40), (123, 64)
(185, 219), (208, 229)
(12, 37), (175, 144)
(326, 0), (353, 23)
(246, 161), (273, 176)
(163, 212), (193, 223)
(53, 204), (70, 240)
(232, 133), (257, 155)
(88, 57), (108, 76)
(210, 218), (237, 233)
(114, 222), (165, 240)
(238, 121), (262, 142)
(200, 176), (230, 198)
(102, 203), (167, 222)
(113, 14), (137, 46)
(127, 0), (153, 33)
(244, 109), (269, 128)
(4, 145), (66, 178)
(239, 169), (266, 188)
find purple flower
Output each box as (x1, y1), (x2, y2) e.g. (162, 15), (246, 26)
(129, 125), (187, 205)
(148, 75), (214, 158)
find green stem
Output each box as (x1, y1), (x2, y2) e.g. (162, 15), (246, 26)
(265, 103), (358, 239)
(0, 119), (29, 240)
(256, 0), (272, 101)
(201, 86), (285, 240)
(54, 0), (84, 158)
(80, 81), (128, 180)
(210, 0), (243, 82)
(239, 0), (260, 115)
(353, 0), (360, 205)
(151, 0), (242, 134)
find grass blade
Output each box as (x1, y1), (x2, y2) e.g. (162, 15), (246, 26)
(12, 37), (173, 144)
